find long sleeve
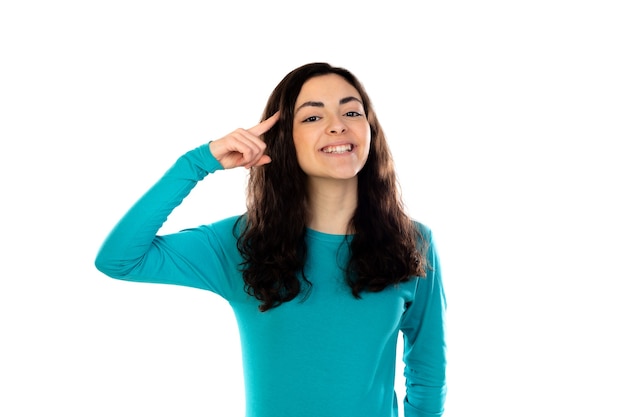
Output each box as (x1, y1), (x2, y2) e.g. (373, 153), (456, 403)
(400, 225), (447, 417)
(94, 144), (236, 297)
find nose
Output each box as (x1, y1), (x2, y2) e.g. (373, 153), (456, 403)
(327, 115), (347, 135)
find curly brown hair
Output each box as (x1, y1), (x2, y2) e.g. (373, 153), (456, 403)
(235, 62), (427, 312)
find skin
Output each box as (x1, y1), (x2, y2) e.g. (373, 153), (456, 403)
(208, 111), (278, 169)
(292, 74), (371, 233)
(209, 74), (371, 234)
(292, 74), (371, 183)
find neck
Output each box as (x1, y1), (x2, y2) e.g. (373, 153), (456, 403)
(305, 177), (358, 235)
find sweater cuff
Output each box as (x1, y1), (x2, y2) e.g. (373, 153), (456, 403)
(199, 142), (225, 172)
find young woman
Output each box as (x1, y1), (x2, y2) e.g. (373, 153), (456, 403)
(95, 62), (447, 417)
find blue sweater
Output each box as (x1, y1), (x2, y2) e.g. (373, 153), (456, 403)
(95, 144), (447, 417)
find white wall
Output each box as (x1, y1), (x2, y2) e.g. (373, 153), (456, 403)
(1, 1), (624, 416)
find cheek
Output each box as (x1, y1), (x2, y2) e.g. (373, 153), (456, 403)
(291, 129), (302, 153)
(291, 137), (310, 168)
(292, 126), (307, 149)
(363, 127), (372, 152)
(292, 127), (317, 154)
(292, 135), (304, 154)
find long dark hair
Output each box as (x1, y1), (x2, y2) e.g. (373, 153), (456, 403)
(236, 62), (427, 312)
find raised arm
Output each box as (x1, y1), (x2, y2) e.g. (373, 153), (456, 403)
(94, 143), (222, 279)
(94, 113), (279, 287)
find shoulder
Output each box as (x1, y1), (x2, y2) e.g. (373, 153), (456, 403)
(203, 215), (245, 239)
(412, 220), (434, 244)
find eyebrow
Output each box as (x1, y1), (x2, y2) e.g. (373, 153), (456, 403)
(295, 96), (363, 114)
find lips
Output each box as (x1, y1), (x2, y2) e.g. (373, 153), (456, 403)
(320, 144), (353, 154)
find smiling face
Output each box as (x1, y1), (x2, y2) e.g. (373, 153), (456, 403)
(292, 74), (371, 182)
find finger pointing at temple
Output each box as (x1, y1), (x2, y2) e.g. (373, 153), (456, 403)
(209, 112), (280, 169)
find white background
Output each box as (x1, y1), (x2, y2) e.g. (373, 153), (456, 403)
(1, 1), (625, 416)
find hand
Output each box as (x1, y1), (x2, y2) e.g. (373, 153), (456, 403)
(208, 112), (279, 169)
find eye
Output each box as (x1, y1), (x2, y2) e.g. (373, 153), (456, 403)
(345, 111), (363, 117)
(302, 115), (321, 123)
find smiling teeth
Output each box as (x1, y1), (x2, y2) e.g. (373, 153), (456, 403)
(322, 144), (353, 153)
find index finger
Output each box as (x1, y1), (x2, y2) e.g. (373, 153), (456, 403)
(248, 111), (280, 137)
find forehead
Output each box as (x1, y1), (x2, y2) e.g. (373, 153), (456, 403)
(296, 74), (362, 103)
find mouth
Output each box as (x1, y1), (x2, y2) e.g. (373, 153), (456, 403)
(320, 144), (354, 154)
